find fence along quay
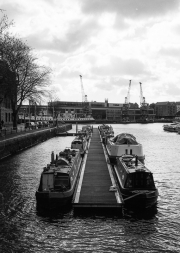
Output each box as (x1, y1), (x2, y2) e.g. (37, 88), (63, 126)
(73, 128), (123, 216)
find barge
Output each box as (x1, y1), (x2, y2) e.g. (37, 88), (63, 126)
(114, 155), (158, 209)
(36, 148), (82, 210)
(106, 133), (145, 164)
(71, 125), (92, 156)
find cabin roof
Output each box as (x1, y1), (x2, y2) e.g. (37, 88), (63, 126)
(112, 133), (138, 145)
(56, 167), (71, 173)
(119, 157), (151, 173)
(44, 166), (71, 174)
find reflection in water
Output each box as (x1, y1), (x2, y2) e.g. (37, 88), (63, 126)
(0, 124), (180, 252)
(123, 204), (158, 220)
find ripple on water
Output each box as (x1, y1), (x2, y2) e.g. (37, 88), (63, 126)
(0, 124), (180, 252)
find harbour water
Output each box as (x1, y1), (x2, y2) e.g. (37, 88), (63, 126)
(0, 123), (180, 253)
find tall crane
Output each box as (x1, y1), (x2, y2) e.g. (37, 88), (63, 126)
(124, 80), (131, 108)
(139, 82), (148, 107)
(122, 80), (131, 122)
(139, 82), (149, 122)
(79, 75), (87, 102)
(79, 75), (90, 117)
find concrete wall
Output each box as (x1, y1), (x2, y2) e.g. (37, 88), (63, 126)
(0, 124), (72, 160)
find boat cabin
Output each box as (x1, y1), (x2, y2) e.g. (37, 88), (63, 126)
(106, 133), (145, 164)
(116, 155), (155, 189)
(82, 125), (92, 133)
(71, 136), (86, 155)
(40, 149), (80, 193)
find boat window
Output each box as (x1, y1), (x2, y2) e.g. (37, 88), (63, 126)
(125, 173), (155, 188)
(125, 175), (133, 188)
(125, 149), (128, 154)
(134, 173), (155, 188)
(54, 176), (70, 190)
(130, 149), (132, 155)
(146, 174), (155, 187)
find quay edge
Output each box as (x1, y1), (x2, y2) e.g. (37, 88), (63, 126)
(0, 124), (72, 161)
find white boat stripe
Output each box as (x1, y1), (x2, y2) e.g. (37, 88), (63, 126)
(101, 135), (123, 204)
(73, 138), (91, 203)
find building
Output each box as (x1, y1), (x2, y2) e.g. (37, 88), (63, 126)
(155, 102), (177, 118)
(176, 102), (180, 114)
(0, 60), (14, 127)
(18, 99), (155, 123)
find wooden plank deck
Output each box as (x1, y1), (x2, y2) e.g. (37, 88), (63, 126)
(73, 128), (123, 215)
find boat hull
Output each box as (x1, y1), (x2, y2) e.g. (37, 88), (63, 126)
(163, 123), (179, 132)
(163, 127), (177, 132)
(106, 141), (145, 164)
(36, 151), (83, 210)
(121, 189), (159, 209)
(114, 162), (158, 209)
(36, 189), (74, 210)
(59, 118), (95, 123)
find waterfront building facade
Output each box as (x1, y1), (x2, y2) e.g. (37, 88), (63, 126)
(155, 102), (177, 118)
(18, 99), (155, 123)
(0, 60), (14, 127)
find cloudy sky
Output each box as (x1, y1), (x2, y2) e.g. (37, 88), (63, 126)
(1, 0), (180, 105)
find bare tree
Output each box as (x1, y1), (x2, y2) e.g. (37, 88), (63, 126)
(0, 11), (13, 35)
(48, 92), (61, 126)
(0, 33), (51, 127)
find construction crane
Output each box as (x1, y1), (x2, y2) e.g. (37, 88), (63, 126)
(122, 80), (131, 122)
(79, 75), (87, 102)
(139, 82), (149, 122)
(139, 82), (148, 107)
(79, 75), (90, 117)
(124, 80), (131, 108)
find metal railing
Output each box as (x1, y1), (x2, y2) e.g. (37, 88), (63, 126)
(0, 124), (54, 138)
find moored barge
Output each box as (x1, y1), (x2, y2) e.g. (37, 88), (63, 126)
(163, 123), (179, 132)
(106, 133), (145, 164)
(36, 148), (82, 210)
(71, 125), (92, 156)
(99, 124), (114, 138)
(114, 155), (158, 209)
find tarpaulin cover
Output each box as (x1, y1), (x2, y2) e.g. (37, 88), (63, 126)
(112, 133), (138, 144)
(100, 124), (110, 129)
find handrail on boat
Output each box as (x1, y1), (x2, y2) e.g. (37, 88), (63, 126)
(123, 191), (156, 202)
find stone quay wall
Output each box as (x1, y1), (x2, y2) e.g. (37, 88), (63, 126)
(0, 124), (72, 160)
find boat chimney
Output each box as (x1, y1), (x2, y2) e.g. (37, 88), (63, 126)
(135, 155), (138, 166)
(51, 151), (55, 164)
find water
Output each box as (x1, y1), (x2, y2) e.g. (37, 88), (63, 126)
(0, 123), (180, 253)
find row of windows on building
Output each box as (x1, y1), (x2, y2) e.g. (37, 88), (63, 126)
(1, 100), (180, 127)
(0, 111), (12, 125)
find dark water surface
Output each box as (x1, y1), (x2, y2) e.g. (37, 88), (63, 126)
(0, 123), (180, 253)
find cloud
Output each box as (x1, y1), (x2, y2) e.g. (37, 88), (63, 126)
(95, 77), (130, 90)
(159, 46), (180, 57)
(166, 84), (180, 96)
(2, 0), (180, 104)
(24, 18), (100, 53)
(81, 0), (179, 18)
(0, 2), (26, 20)
(91, 56), (150, 77)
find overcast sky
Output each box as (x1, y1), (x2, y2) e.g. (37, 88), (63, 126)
(1, 0), (180, 105)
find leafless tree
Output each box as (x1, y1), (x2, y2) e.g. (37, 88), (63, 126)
(48, 92), (61, 126)
(0, 33), (52, 127)
(0, 10), (13, 35)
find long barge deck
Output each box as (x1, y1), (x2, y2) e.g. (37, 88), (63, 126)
(73, 128), (123, 216)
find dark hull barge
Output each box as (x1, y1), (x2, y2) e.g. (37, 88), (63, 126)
(99, 124), (114, 139)
(114, 155), (158, 209)
(71, 125), (92, 156)
(36, 148), (82, 210)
